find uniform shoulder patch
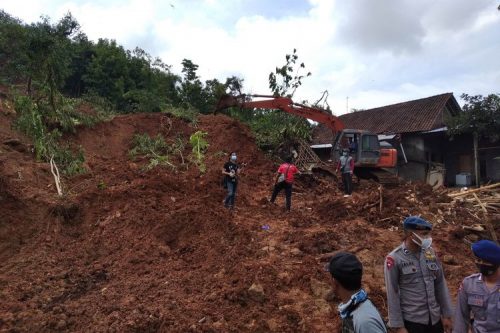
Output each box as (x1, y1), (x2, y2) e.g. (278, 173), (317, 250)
(386, 256), (395, 270)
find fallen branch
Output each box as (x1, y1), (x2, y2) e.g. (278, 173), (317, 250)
(50, 156), (62, 197)
(449, 183), (500, 197)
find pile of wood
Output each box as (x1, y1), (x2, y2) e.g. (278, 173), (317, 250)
(449, 183), (500, 215)
(448, 182), (500, 242)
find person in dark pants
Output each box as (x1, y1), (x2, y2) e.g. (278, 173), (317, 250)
(222, 152), (240, 209)
(337, 148), (354, 197)
(270, 156), (299, 211)
(384, 216), (453, 333)
(328, 252), (387, 333)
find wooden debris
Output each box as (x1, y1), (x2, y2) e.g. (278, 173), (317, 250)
(379, 185), (383, 213)
(472, 193), (498, 242)
(449, 182), (500, 197)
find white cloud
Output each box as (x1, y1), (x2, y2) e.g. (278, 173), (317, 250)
(2, 0), (499, 115)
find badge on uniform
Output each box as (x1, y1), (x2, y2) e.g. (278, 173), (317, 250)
(424, 249), (435, 260)
(386, 256), (395, 270)
(467, 296), (484, 307)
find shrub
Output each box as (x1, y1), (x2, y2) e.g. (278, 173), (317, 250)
(189, 131), (209, 173)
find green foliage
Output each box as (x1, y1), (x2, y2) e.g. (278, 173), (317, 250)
(231, 109), (311, 149)
(223, 49), (313, 151)
(171, 136), (187, 166)
(53, 145), (86, 176)
(189, 131), (209, 173)
(0, 11), (30, 82)
(1, 10), (243, 118)
(162, 105), (199, 124)
(129, 133), (175, 170)
(81, 93), (115, 119)
(13, 95), (87, 175)
(97, 180), (106, 190)
(129, 133), (168, 157)
(268, 49), (311, 98)
(446, 94), (500, 142)
(13, 96), (46, 159)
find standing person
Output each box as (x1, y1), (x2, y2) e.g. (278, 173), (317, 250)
(328, 252), (387, 333)
(270, 156), (299, 212)
(222, 152), (240, 210)
(384, 216), (453, 333)
(337, 148), (354, 197)
(454, 239), (500, 333)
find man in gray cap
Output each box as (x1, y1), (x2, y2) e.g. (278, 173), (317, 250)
(329, 252), (387, 333)
(453, 239), (500, 333)
(384, 216), (453, 333)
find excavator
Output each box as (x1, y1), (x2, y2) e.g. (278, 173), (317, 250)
(215, 94), (399, 184)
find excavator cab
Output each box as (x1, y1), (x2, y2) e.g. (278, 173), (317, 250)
(333, 130), (381, 166)
(332, 129), (397, 169)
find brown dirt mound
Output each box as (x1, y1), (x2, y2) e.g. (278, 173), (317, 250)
(0, 110), (497, 332)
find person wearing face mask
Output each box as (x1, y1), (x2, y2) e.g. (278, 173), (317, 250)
(453, 239), (500, 333)
(384, 216), (453, 333)
(328, 252), (387, 333)
(222, 152), (240, 210)
(337, 148), (354, 197)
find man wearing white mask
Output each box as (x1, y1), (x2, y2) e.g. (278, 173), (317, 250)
(222, 152), (240, 210)
(384, 216), (453, 333)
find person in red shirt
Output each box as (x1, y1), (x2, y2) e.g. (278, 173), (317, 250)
(270, 156), (300, 211)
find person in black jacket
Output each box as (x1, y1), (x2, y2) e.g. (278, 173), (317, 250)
(222, 152), (240, 209)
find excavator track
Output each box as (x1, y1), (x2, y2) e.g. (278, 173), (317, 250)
(367, 169), (400, 186)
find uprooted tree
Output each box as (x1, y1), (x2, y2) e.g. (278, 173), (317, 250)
(228, 49), (314, 151)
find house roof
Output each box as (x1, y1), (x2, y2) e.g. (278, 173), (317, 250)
(312, 93), (461, 144)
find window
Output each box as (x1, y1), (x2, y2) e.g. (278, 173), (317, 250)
(361, 135), (380, 151)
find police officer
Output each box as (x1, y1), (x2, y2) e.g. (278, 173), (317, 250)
(453, 239), (500, 333)
(384, 216), (453, 333)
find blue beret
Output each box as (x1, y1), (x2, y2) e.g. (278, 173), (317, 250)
(403, 216), (432, 231)
(472, 240), (500, 265)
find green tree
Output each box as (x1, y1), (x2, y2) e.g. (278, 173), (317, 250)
(446, 93), (500, 187)
(63, 32), (95, 97)
(268, 48), (311, 98)
(178, 59), (205, 111)
(82, 38), (131, 109)
(0, 10), (30, 84)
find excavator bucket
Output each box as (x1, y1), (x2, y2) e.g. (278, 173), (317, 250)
(214, 94), (242, 114)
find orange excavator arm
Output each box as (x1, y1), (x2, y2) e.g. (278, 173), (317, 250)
(215, 94), (344, 133)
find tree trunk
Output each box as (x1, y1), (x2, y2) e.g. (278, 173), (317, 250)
(473, 132), (480, 188)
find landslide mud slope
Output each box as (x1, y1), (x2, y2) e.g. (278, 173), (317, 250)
(0, 111), (495, 332)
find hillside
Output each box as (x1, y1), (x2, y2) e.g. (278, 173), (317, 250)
(0, 105), (496, 332)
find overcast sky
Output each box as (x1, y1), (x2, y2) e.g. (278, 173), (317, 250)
(2, 0), (499, 114)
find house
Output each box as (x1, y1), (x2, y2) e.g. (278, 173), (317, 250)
(312, 93), (500, 186)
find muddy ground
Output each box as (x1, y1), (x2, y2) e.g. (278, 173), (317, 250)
(0, 109), (498, 332)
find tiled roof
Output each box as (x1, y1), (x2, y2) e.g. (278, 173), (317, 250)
(312, 93), (460, 144)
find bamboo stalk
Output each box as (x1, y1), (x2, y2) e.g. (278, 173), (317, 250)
(449, 183), (500, 197)
(379, 185), (383, 213)
(473, 193), (498, 242)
